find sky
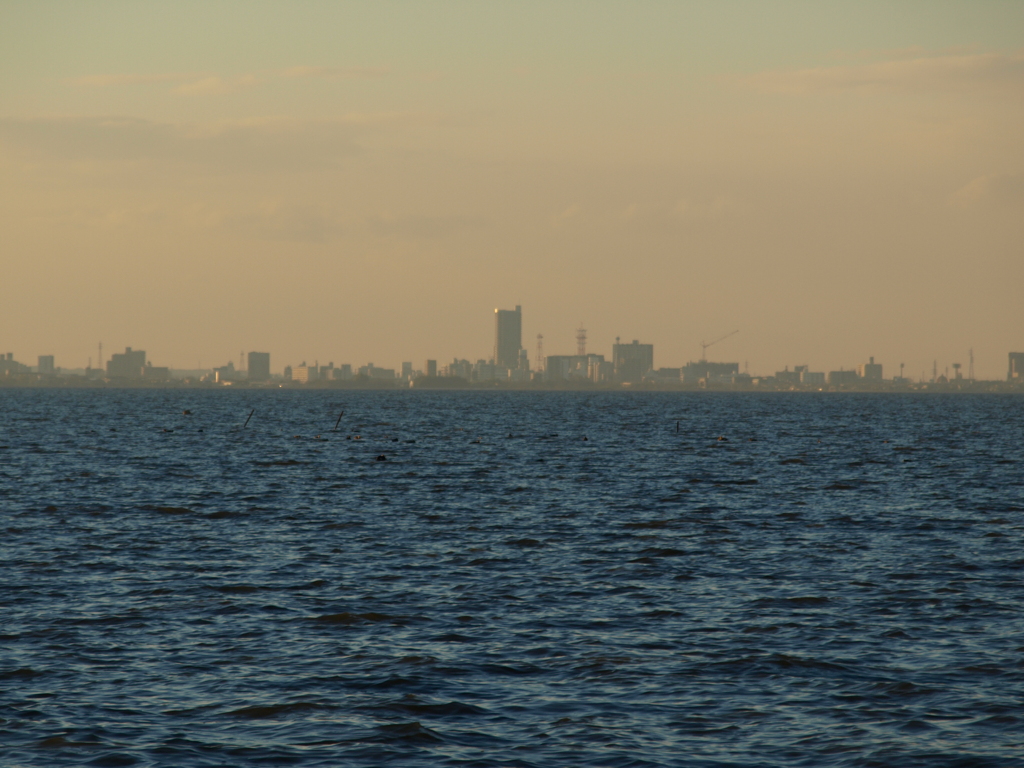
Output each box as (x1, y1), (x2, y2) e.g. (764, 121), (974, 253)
(2, 1), (1022, 379)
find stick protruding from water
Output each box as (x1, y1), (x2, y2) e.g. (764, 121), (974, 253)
(334, 410), (344, 431)
(243, 409), (255, 429)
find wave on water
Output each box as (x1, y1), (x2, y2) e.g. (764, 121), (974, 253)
(2, 390), (1023, 767)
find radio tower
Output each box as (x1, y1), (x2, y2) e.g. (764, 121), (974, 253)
(536, 333), (545, 372)
(576, 325), (587, 356)
(969, 348), (974, 381)
(98, 342), (103, 372)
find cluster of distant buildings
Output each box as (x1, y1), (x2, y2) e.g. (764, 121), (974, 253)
(3, 309), (1024, 391)
(273, 307), (663, 387)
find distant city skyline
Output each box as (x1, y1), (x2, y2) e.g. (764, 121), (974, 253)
(2, 4), (1022, 379)
(3, 300), (1021, 386)
(1, 304), (1017, 381)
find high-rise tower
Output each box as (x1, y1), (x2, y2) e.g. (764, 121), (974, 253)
(494, 305), (523, 369)
(247, 352), (271, 381)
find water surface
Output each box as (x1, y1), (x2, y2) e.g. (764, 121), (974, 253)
(2, 390), (1022, 766)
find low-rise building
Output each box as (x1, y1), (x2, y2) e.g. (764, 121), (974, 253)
(590, 358), (613, 383)
(473, 360), (499, 382)
(545, 354), (604, 382)
(1009, 352), (1024, 382)
(141, 363), (170, 381)
(441, 359), (472, 379)
(107, 347), (146, 378)
(828, 370), (859, 386)
(775, 366), (807, 386)
(213, 361), (241, 383)
(682, 361), (739, 384)
(293, 362), (317, 383)
(644, 367), (682, 384)
(800, 370), (825, 386)
(0, 353), (29, 376)
(358, 363), (395, 380)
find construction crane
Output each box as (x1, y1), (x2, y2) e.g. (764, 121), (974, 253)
(700, 330), (738, 361)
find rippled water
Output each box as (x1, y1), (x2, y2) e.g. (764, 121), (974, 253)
(2, 389), (1023, 767)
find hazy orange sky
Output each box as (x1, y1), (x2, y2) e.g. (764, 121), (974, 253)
(2, 2), (1022, 378)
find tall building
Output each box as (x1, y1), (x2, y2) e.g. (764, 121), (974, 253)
(494, 305), (523, 369)
(858, 357), (883, 380)
(38, 355), (55, 374)
(107, 347), (146, 378)
(1009, 352), (1024, 382)
(612, 339), (654, 383)
(425, 359), (437, 377)
(248, 351), (271, 381)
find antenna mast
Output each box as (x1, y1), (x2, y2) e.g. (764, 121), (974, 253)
(969, 348), (974, 381)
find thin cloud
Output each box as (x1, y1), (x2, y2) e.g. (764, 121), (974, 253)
(174, 74), (265, 96)
(618, 197), (735, 225)
(550, 204), (582, 227)
(69, 73), (192, 88)
(173, 77), (232, 96)
(742, 51), (1024, 95)
(67, 66), (393, 94)
(226, 203), (343, 243)
(0, 115), (362, 172)
(367, 213), (485, 239)
(950, 172), (1024, 209)
(672, 196), (732, 220)
(284, 65), (393, 80)
(412, 70), (444, 83)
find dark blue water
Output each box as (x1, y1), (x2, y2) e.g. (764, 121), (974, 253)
(2, 390), (1022, 767)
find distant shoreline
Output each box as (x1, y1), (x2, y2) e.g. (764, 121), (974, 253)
(2, 378), (1022, 394)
